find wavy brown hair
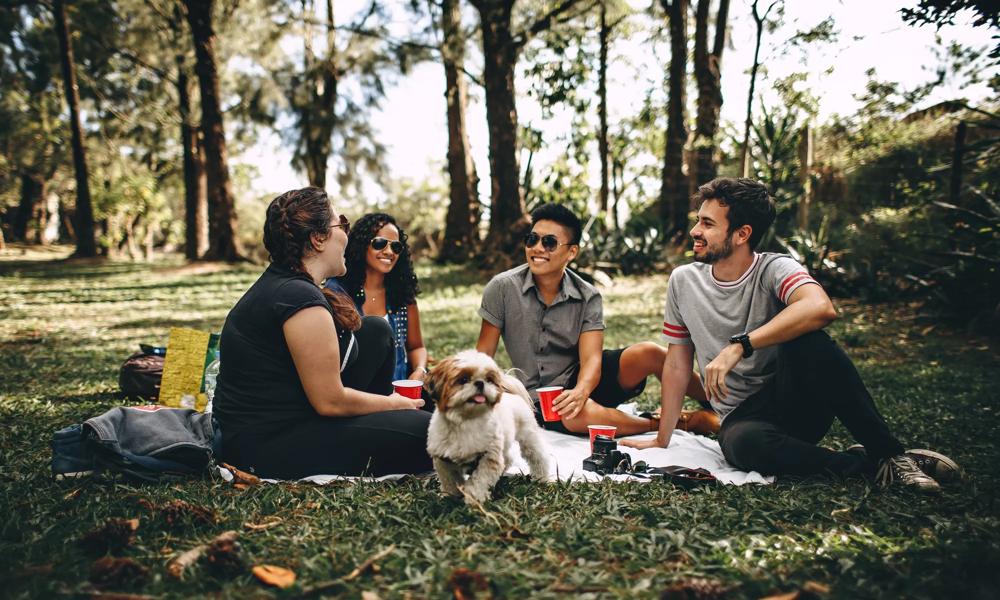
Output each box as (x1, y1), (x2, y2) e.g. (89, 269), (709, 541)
(263, 187), (361, 331)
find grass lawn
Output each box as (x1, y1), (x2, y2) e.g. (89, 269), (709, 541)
(1, 247), (999, 599)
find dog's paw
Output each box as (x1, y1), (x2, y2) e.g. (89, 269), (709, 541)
(440, 486), (463, 498)
(463, 491), (488, 507)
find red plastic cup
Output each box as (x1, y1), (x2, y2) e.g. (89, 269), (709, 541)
(536, 386), (563, 422)
(393, 379), (423, 399)
(588, 425), (617, 452)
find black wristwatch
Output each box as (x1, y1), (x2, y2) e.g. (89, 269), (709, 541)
(729, 332), (754, 358)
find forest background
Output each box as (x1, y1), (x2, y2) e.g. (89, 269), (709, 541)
(2, 0), (999, 333)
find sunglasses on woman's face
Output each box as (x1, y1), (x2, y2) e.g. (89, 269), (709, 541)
(524, 231), (573, 252)
(330, 214), (351, 235)
(371, 237), (404, 254)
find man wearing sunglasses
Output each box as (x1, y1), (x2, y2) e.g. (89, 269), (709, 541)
(476, 203), (708, 437)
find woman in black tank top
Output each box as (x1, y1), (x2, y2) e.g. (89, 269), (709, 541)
(213, 187), (432, 479)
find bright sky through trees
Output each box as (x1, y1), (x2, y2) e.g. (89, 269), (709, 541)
(239, 1), (998, 202)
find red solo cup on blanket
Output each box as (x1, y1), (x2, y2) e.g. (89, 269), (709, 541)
(392, 379), (424, 399)
(588, 425), (617, 452)
(536, 386), (563, 422)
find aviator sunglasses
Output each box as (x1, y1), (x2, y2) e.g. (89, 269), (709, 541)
(524, 231), (574, 252)
(330, 214), (351, 235)
(371, 237), (404, 254)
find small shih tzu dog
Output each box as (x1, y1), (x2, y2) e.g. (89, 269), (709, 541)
(425, 350), (551, 505)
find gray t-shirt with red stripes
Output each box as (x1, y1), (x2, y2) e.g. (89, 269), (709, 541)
(661, 252), (820, 420)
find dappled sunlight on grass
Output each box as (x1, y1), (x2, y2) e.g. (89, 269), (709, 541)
(1, 256), (999, 597)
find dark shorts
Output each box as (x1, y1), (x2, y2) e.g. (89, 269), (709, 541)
(536, 347), (647, 435)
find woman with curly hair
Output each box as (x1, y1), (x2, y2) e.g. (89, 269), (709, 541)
(213, 188), (432, 479)
(327, 213), (428, 383)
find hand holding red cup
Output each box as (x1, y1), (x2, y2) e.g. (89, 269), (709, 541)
(392, 379), (424, 399)
(536, 386), (563, 422)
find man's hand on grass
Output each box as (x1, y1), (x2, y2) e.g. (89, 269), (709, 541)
(620, 437), (666, 450)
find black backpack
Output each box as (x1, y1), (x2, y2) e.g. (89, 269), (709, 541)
(119, 347), (166, 400)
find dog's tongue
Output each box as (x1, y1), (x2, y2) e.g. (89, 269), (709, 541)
(473, 394), (487, 404)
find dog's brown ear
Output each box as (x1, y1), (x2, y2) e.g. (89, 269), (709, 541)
(422, 358), (448, 399)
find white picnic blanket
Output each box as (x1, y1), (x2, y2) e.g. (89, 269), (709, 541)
(218, 414), (772, 486)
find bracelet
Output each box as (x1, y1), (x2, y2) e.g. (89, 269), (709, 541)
(414, 366), (428, 374)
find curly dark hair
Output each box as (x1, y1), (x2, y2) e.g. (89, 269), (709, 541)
(341, 213), (420, 308)
(263, 187), (361, 331)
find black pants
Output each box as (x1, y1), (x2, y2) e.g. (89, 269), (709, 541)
(225, 316), (432, 479)
(718, 330), (904, 478)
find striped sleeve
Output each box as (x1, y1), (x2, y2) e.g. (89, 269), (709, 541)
(769, 257), (820, 304)
(661, 275), (692, 345)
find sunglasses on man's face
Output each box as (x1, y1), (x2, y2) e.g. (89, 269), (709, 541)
(330, 214), (351, 235)
(524, 231), (573, 252)
(370, 237), (404, 255)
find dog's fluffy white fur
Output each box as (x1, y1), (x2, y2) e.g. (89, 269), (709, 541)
(425, 350), (551, 505)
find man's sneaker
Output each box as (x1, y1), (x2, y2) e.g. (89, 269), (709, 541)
(875, 454), (941, 493)
(847, 445), (961, 483)
(904, 449), (961, 483)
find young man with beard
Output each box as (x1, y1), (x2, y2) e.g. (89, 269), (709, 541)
(621, 178), (958, 491)
(475, 203), (717, 436)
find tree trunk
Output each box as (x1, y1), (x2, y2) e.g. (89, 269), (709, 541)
(53, 0), (97, 257)
(659, 0), (689, 238)
(295, 0), (338, 189)
(184, 0), (244, 261)
(13, 173), (44, 242)
(474, 0), (529, 260)
(177, 54), (208, 260)
(438, 0), (481, 263)
(739, 0), (775, 178)
(598, 0), (611, 227)
(173, 5), (208, 261)
(797, 122), (812, 230)
(693, 0), (729, 190)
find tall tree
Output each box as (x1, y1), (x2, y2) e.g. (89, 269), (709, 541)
(183, 0), (243, 261)
(170, 3), (207, 260)
(692, 0), (729, 187)
(468, 0), (592, 260)
(739, 0), (779, 178)
(598, 0), (611, 227)
(293, 0), (338, 188)
(437, 0), (481, 263)
(658, 0), (689, 238)
(53, 0), (97, 257)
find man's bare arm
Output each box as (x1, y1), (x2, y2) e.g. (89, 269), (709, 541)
(621, 343), (695, 450)
(475, 320), (502, 357)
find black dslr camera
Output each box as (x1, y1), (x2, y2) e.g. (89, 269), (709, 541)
(582, 435), (633, 474)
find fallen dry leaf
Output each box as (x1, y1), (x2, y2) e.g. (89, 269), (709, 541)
(448, 567), (491, 600)
(221, 462), (260, 487)
(661, 577), (730, 600)
(761, 582), (829, 600)
(253, 564), (297, 589)
(244, 517), (283, 531)
(167, 530), (239, 579)
(205, 535), (244, 578)
(80, 518), (140, 555)
(500, 527), (530, 541)
(158, 499), (217, 528)
(803, 581), (830, 594)
(361, 592), (382, 600)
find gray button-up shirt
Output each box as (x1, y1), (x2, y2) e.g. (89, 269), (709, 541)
(479, 264), (605, 397)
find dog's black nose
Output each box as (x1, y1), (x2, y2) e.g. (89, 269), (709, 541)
(474, 380), (485, 391)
